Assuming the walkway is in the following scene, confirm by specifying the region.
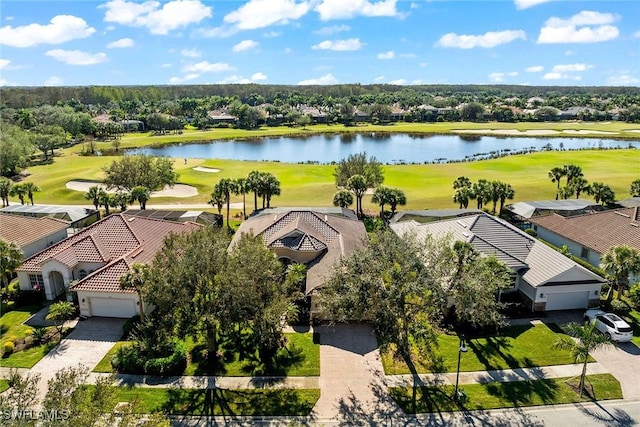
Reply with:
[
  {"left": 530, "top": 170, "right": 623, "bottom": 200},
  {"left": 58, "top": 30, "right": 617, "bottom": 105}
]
[{"left": 385, "top": 362, "right": 608, "bottom": 387}]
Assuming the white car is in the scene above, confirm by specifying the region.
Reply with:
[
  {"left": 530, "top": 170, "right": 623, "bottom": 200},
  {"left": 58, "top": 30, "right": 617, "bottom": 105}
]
[{"left": 584, "top": 309, "right": 633, "bottom": 342}]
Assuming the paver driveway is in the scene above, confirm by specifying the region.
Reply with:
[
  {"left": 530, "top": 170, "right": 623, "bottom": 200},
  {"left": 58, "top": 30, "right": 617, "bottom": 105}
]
[{"left": 30, "top": 317, "right": 125, "bottom": 399}]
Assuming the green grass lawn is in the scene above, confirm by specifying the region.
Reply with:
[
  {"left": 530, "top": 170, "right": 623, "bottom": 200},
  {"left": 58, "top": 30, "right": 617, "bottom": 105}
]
[
  {"left": 100, "top": 387, "right": 320, "bottom": 416},
  {"left": 93, "top": 341, "right": 129, "bottom": 373},
  {"left": 0, "top": 305, "right": 40, "bottom": 341},
  {"left": 381, "top": 324, "right": 589, "bottom": 375},
  {"left": 1, "top": 341, "right": 58, "bottom": 368},
  {"left": 185, "top": 332, "right": 320, "bottom": 377},
  {"left": 390, "top": 373, "right": 622, "bottom": 413},
  {"left": 0, "top": 379, "right": 9, "bottom": 393}
]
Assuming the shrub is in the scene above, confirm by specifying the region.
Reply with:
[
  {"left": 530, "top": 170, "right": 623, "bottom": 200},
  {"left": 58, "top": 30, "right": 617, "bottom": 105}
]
[
  {"left": 111, "top": 343, "right": 144, "bottom": 374},
  {"left": 524, "top": 228, "right": 537, "bottom": 237},
  {"left": 122, "top": 315, "right": 141, "bottom": 339},
  {"left": 610, "top": 299, "right": 631, "bottom": 317},
  {"left": 629, "top": 283, "right": 640, "bottom": 309},
  {"left": 3, "top": 341, "right": 15, "bottom": 355},
  {"left": 144, "top": 341, "right": 187, "bottom": 376}
]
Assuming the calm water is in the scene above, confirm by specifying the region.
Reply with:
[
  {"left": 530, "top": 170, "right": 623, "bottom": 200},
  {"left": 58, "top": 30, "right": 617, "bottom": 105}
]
[{"left": 128, "top": 133, "right": 639, "bottom": 163}]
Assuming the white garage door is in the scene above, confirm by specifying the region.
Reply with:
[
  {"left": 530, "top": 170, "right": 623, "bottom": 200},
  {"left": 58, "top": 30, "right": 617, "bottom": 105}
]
[
  {"left": 545, "top": 291, "right": 589, "bottom": 311},
  {"left": 89, "top": 297, "right": 137, "bottom": 318}
]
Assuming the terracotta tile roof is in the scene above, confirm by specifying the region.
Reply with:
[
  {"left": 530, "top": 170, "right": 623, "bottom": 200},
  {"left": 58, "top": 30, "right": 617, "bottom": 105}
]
[
  {"left": 0, "top": 213, "right": 68, "bottom": 248},
  {"left": 530, "top": 207, "right": 640, "bottom": 254},
  {"left": 18, "top": 214, "right": 201, "bottom": 293}
]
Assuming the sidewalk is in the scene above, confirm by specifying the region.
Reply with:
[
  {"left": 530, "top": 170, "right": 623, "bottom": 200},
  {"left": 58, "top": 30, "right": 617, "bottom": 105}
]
[
  {"left": 87, "top": 373, "right": 319, "bottom": 389},
  {"left": 385, "top": 362, "right": 608, "bottom": 387}
]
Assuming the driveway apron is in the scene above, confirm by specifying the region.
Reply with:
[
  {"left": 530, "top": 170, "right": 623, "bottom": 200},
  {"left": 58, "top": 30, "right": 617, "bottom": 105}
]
[
  {"left": 29, "top": 317, "right": 125, "bottom": 399},
  {"left": 592, "top": 341, "right": 640, "bottom": 400},
  {"left": 313, "top": 323, "right": 402, "bottom": 420}
]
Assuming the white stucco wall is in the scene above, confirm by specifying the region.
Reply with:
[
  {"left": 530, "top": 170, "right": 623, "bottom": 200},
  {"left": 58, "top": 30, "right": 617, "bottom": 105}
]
[{"left": 21, "top": 229, "right": 68, "bottom": 258}]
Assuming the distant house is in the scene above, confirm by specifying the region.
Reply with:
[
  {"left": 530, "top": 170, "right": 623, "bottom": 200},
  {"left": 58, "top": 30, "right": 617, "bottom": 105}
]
[
  {"left": 506, "top": 200, "right": 603, "bottom": 227},
  {"left": 390, "top": 208, "right": 483, "bottom": 224},
  {"left": 0, "top": 204, "right": 99, "bottom": 230},
  {"left": 0, "top": 213, "right": 69, "bottom": 258},
  {"left": 122, "top": 209, "right": 222, "bottom": 227},
  {"left": 231, "top": 208, "right": 367, "bottom": 318},
  {"left": 391, "top": 212, "right": 604, "bottom": 312},
  {"left": 618, "top": 197, "right": 640, "bottom": 208},
  {"left": 17, "top": 214, "right": 201, "bottom": 318},
  {"left": 559, "top": 106, "right": 605, "bottom": 120},
  {"left": 208, "top": 110, "right": 238, "bottom": 124},
  {"left": 529, "top": 207, "right": 640, "bottom": 275}
]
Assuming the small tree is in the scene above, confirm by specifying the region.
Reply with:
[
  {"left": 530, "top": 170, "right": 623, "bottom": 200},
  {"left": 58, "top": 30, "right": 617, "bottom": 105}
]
[
  {"left": 601, "top": 245, "right": 640, "bottom": 300},
  {"left": 9, "top": 183, "right": 27, "bottom": 205},
  {"left": 332, "top": 189, "right": 354, "bottom": 208},
  {"left": 347, "top": 174, "right": 367, "bottom": 218},
  {"left": 21, "top": 182, "right": 40, "bottom": 205},
  {"left": 629, "top": 179, "right": 640, "bottom": 197},
  {"left": 46, "top": 301, "right": 76, "bottom": 337},
  {"left": 130, "top": 186, "right": 151, "bottom": 210},
  {"left": 0, "top": 177, "right": 12, "bottom": 207},
  {"left": 120, "top": 263, "right": 150, "bottom": 322},
  {"left": 84, "top": 185, "right": 103, "bottom": 211},
  {"left": 0, "top": 239, "right": 23, "bottom": 290},
  {"left": 554, "top": 322, "right": 613, "bottom": 397}
]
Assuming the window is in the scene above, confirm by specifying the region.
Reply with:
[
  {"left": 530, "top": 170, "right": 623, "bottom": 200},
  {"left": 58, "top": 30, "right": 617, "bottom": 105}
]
[
  {"left": 79, "top": 270, "right": 87, "bottom": 279},
  {"left": 29, "top": 274, "right": 44, "bottom": 289},
  {"left": 580, "top": 247, "right": 589, "bottom": 259}
]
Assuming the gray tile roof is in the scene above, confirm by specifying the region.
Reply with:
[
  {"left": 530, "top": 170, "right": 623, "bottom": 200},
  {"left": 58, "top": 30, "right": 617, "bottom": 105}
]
[{"left": 507, "top": 199, "right": 600, "bottom": 219}]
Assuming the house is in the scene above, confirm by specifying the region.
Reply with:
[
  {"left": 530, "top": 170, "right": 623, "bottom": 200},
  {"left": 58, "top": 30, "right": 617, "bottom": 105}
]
[
  {"left": 618, "top": 197, "right": 640, "bottom": 208},
  {"left": 0, "top": 204, "right": 99, "bottom": 230},
  {"left": 17, "top": 214, "right": 201, "bottom": 318},
  {"left": 208, "top": 110, "right": 238, "bottom": 124},
  {"left": 391, "top": 212, "right": 605, "bottom": 312},
  {"left": 122, "top": 209, "right": 222, "bottom": 227},
  {"left": 506, "top": 199, "right": 602, "bottom": 220},
  {"left": 0, "top": 213, "right": 69, "bottom": 258},
  {"left": 230, "top": 208, "right": 367, "bottom": 318},
  {"left": 529, "top": 207, "right": 640, "bottom": 275},
  {"left": 390, "top": 208, "right": 483, "bottom": 224}
]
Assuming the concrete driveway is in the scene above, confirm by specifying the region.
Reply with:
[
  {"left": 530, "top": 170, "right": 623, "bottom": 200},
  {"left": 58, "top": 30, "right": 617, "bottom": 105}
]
[
  {"left": 592, "top": 340, "right": 640, "bottom": 400},
  {"left": 29, "top": 317, "right": 125, "bottom": 399}
]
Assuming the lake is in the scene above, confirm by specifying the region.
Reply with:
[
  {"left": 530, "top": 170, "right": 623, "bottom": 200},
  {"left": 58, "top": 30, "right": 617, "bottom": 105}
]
[{"left": 127, "top": 133, "right": 639, "bottom": 164}]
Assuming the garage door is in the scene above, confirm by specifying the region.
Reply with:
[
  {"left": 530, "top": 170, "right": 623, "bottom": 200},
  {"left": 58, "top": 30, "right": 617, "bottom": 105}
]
[
  {"left": 89, "top": 297, "right": 137, "bottom": 318},
  {"left": 545, "top": 291, "right": 589, "bottom": 311}
]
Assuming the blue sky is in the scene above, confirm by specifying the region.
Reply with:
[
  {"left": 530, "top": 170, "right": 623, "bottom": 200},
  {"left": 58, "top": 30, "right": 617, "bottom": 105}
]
[{"left": 0, "top": 0, "right": 638, "bottom": 87}]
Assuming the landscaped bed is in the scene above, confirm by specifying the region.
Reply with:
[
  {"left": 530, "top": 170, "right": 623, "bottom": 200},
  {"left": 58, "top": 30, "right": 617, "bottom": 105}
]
[
  {"left": 381, "top": 324, "right": 589, "bottom": 375},
  {"left": 0, "top": 305, "right": 58, "bottom": 368},
  {"left": 87, "top": 386, "right": 320, "bottom": 416},
  {"left": 389, "top": 373, "right": 622, "bottom": 413}
]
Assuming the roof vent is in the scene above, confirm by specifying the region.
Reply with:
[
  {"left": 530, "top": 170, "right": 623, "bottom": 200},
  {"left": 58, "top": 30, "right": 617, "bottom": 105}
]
[
  {"left": 456, "top": 220, "right": 467, "bottom": 228},
  {"left": 614, "top": 211, "right": 630, "bottom": 218},
  {"left": 128, "top": 217, "right": 135, "bottom": 222}
]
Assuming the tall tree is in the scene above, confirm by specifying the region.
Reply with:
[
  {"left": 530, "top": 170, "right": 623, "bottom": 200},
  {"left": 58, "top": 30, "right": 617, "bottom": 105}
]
[
  {"left": 209, "top": 188, "right": 224, "bottom": 215},
  {"left": 563, "top": 164, "right": 584, "bottom": 186},
  {"left": 120, "top": 263, "right": 151, "bottom": 322},
  {"left": 570, "top": 176, "right": 590, "bottom": 199},
  {"left": 347, "top": 174, "right": 367, "bottom": 218},
  {"left": 0, "top": 239, "right": 23, "bottom": 290},
  {"left": 452, "top": 176, "right": 472, "bottom": 190},
  {"left": 601, "top": 245, "right": 640, "bottom": 301},
  {"left": 472, "top": 179, "right": 491, "bottom": 210},
  {"left": 548, "top": 167, "right": 566, "bottom": 200},
  {"left": 84, "top": 185, "right": 103, "bottom": 211},
  {"left": 453, "top": 186, "right": 473, "bottom": 209},
  {"left": 234, "top": 177, "right": 249, "bottom": 219},
  {"left": 588, "top": 182, "right": 615, "bottom": 205},
  {"left": 213, "top": 178, "right": 237, "bottom": 228},
  {"left": 9, "top": 183, "right": 27, "bottom": 205},
  {"left": 259, "top": 172, "right": 281, "bottom": 209},
  {"left": 387, "top": 187, "right": 407, "bottom": 216},
  {"left": 0, "top": 177, "right": 12, "bottom": 207},
  {"left": 246, "top": 170, "right": 262, "bottom": 212},
  {"left": 630, "top": 179, "right": 640, "bottom": 197},
  {"left": 334, "top": 152, "right": 384, "bottom": 188},
  {"left": 371, "top": 186, "right": 392, "bottom": 218},
  {"left": 554, "top": 322, "right": 613, "bottom": 397},
  {"left": 21, "top": 182, "right": 40, "bottom": 205},
  {"left": 103, "top": 155, "right": 178, "bottom": 192},
  {"left": 130, "top": 186, "right": 151, "bottom": 210},
  {"left": 332, "top": 189, "right": 354, "bottom": 208}
]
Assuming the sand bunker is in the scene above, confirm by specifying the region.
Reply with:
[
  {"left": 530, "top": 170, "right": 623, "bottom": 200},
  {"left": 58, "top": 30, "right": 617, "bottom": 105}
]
[
  {"left": 626, "top": 130, "right": 640, "bottom": 133},
  {"left": 455, "top": 129, "right": 560, "bottom": 136},
  {"left": 562, "top": 129, "right": 615, "bottom": 135},
  {"left": 66, "top": 181, "right": 198, "bottom": 198},
  {"left": 193, "top": 166, "right": 221, "bottom": 173}
]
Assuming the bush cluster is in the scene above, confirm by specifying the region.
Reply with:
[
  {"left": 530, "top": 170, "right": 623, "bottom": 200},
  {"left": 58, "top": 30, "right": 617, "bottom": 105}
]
[
  {"left": 629, "top": 284, "right": 640, "bottom": 309},
  {"left": 111, "top": 340, "right": 186, "bottom": 376},
  {"left": 610, "top": 299, "right": 631, "bottom": 317},
  {"left": 2, "top": 341, "right": 15, "bottom": 355}
]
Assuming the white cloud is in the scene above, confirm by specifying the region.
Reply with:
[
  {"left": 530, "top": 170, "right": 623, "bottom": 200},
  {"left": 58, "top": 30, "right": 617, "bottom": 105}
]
[
  {"left": 514, "top": 0, "right": 552, "bottom": 10},
  {"left": 224, "top": 0, "right": 311, "bottom": 30},
  {"left": 488, "top": 71, "right": 518, "bottom": 82},
  {"left": 565, "top": 50, "right": 575, "bottom": 56},
  {"left": 161, "top": 63, "right": 172, "bottom": 68},
  {"left": 107, "top": 37, "right": 134, "bottom": 48},
  {"left": 437, "top": 30, "right": 526, "bottom": 49},
  {"left": 314, "top": 24, "right": 350, "bottom": 35},
  {"left": 0, "top": 59, "right": 10, "bottom": 70},
  {"left": 634, "top": 31, "right": 640, "bottom": 38},
  {"left": 526, "top": 65, "right": 544, "bottom": 72},
  {"left": 233, "top": 39, "right": 259, "bottom": 52},
  {"left": 251, "top": 72, "right": 267, "bottom": 81},
  {"left": 101, "top": 0, "right": 212, "bottom": 35},
  {"left": 182, "top": 61, "right": 234, "bottom": 73},
  {"left": 0, "top": 15, "right": 95, "bottom": 48},
  {"left": 181, "top": 48, "right": 201, "bottom": 58},
  {"left": 169, "top": 73, "right": 200, "bottom": 84},
  {"left": 388, "top": 78, "right": 407, "bottom": 85},
  {"left": 315, "top": 0, "right": 399, "bottom": 21},
  {"left": 543, "top": 72, "right": 581, "bottom": 81},
  {"left": 298, "top": 73, "right": 338, "bottom": 85},
  {"left": 195, "top": 26, "right": 238, "bottom": 39},
  {"left": 284, "top": 47, "right": 293, "bottom": 54},
  {"left": 44, "top": 76, "right": 63, "bottom": 86},
  {"left": 607, "top": 74, "right": 640, "bottom": 86},
  {"left": 551, "top": 63, "right": 592, "bottom": 72},
  {"left": 312, "top": 38, "right": 363, "bottom": 51},
  {"left": 46, "top": 49, "right": 107, "bottom": 65},
  {"left": 217, "top": 75, "right": 253, "bottom": 84},
  {"left": 374, "top": 76, "right": 385, "bottom": 82},
  {"left": 537, "top": 11, "right": 619, "bottom": 44},
  {"left": 377, "top": 51, "right": 395, "bottom": 59}
]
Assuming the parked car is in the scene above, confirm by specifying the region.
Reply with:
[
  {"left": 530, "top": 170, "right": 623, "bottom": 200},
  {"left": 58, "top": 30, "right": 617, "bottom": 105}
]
[{"left": 584, "top": 309, "right": 633, "bottom": 342}]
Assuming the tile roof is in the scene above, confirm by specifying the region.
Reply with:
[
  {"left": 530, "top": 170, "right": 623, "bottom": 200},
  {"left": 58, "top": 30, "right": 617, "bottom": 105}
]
[
  {"left": 529, "top": 207, "right": 640, "bottom": 254},
  {"left": 18, "top": 214, "right": 201, "bottom": 293},
  {"left": 391, "top": 213, "right": 603, "bottom": 288},
  {"left": 231, "top": 209, "right": 367, "bottom": 294},
  {"left": 0, "top": 213, "right": 69, "bottom": 249}
]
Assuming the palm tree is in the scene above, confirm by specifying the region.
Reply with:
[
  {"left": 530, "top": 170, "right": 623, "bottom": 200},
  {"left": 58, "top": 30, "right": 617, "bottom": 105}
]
[
  {"left": 548, "top": 167, "right": 566, "bottom": 200},
  {"left": 332, "top": 189, "right": 354, "bottom": 209},
  {"left": 246, "top": 170, "right": 262, "bottom": 213},
  {"left": 214, "top": 178, "right": 237, "bottom": 228},
  {"left": 209, "top": 188, "right": 224, "bottom": 215},
  {"left": 85, "top": 185, "right": 103, "bottom": 211},
  {"left": 371, "top": 186, "right": 393, "bottom": 218},
  {"left": 558, "top": 185, "right": 574, "bottom": 200},
  {"left": 554, "top": 322, "right": 613, "bottom": 397},
  {"left": 472, "top": 179, "right": 490, "bottom": 210},
  {"left": 347, "top": 174, "right": 367, "bottom": 218},
  {"left": 15, "top": 108, "right": 36, "bottom": 129},
  {"left": 111, "top": 191, "right": 131, "bottom": 212},
  {"left": 120, "top": 263, "right": 150, "bottom": 322},
  {"left": 563, "top": 164, "right": 583, "bottom": 186},
  {"left": 130, "top": 186, "right": 150, "bottom": 210},
  {"left": 98, "top": 191, "right": 112, "bottom": 216},
  {"left": 234, "top": 177, "right": 249, "bottom": 219},
  {"left": 21, "top": 182, "right": 40, "bottom": 205},
  {"left": 259, "top": 172, "right": 281, "bottom": 208},
  {"left": 570, "top": 177, "right": 590, "bottom": 199},
  {"left": 0, "top": 177, "right": 12, "bottom": 207},
  {"left": 453, "top": 186, "right": 473, "bottom": 209},
  {"left": 0, "top": 239, "right": 23, "bottom": 290},
  {"left": 497, "top": 182, "right": 515, "bottom": 215},
  {"left": 452, "top": 176, "right": 472, "bottom": 190},
  {"left": 588, "top": 182, "right": 615, "bottom": 206},
  {"left": 601, "top": 245, "right": 640, "bottom": 300},
  {"left": 9, "top": 184, "right": 27, "bottom": 205},
  {"left": 387, "top": 188, "right": 406, "bottom": 216}
]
